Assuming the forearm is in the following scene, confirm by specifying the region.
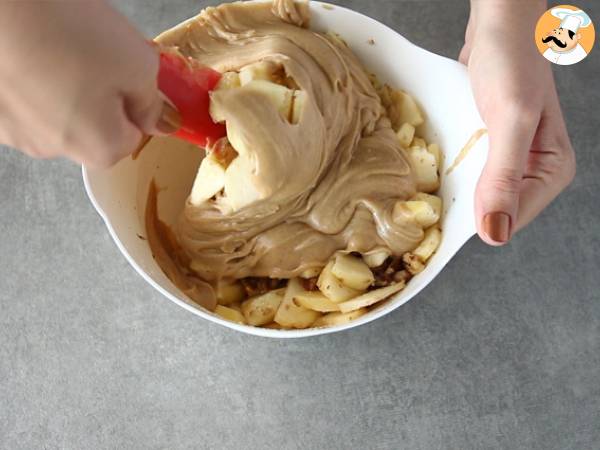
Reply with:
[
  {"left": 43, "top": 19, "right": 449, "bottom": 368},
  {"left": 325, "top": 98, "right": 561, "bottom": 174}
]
[
  {"left": 0, "top": 1, "right": 162, "bottom": 168},
  {"left": 469, "top": 0, "right": 548, "bottom": 35},
  {"left": 0, "top": 1, "right": 144, "bottom": 79},
  {"left": 470, "top": 0, "right": 547, "bottom": 18}
]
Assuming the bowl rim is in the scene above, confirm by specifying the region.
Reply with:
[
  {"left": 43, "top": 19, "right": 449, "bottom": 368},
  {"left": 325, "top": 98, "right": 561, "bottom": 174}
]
[{"left": 82, "top": 0, "right": 480, "bottom": 339}]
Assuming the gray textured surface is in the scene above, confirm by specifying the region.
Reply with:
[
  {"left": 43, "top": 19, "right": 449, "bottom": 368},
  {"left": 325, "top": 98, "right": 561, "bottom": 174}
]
[{"left": 1, "top": 1, "right": 599, "bottom": 449}]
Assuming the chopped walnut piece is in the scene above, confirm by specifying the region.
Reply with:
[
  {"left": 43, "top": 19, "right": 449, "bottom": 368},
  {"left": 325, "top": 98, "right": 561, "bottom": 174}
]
[
  {"left": 371, "top": 255, "right": 406, "bottom": 287},
  {"left": 209, "top": 137, "right": 238, "bottom": 168},
  {"left": 300, "top": 277, "right": 319, "bottom": 292},
  {"left": 394, "top": 270, "right": 411, "bottom": 283},
  {"left": 241, "top": 277, "right": 287, "bottom": 297}
]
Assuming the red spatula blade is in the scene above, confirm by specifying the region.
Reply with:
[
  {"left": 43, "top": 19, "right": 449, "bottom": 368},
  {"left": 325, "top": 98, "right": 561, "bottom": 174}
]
[{"left": 158, "top": 51, "right": 226, "bottom": 147}]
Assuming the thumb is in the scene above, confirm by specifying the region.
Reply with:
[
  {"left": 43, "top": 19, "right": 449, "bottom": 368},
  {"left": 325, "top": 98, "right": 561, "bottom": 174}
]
[
  {"left": 121, "top": 40, "right": 181, "bottom": 137},
  {"left": 475, "top": 109, "right": 538, "bottom": 246},
  {"left": 126, "top": 87, "right": 181, "bottom": 137}
]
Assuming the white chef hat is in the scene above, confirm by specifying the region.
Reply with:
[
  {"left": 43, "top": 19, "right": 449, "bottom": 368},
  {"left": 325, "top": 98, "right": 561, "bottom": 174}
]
[{"left": 551, "top": 7, "right": 592, "bottom": 33}]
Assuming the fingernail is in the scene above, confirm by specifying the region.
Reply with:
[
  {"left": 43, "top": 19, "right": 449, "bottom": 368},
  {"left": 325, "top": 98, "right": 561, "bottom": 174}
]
[
  {"left": 156, "top": 102, "right": 181, "bottom": 135},
  {"left": 483, "top": 212, "right": 512, "bottom": 244}
]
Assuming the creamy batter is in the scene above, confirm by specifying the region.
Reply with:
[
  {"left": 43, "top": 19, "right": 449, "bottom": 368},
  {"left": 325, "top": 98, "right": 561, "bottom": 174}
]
[{"left": 147, "top": 0, "right": 423, "bottom": 310}]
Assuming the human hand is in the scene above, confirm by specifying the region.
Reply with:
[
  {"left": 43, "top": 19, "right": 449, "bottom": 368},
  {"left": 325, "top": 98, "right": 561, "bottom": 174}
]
[
  {"left": 0, "top": 1, "right": 180, "bottom": 168},
  {"left": 460, "top": 0, "right": 576, "bottom": 245}
]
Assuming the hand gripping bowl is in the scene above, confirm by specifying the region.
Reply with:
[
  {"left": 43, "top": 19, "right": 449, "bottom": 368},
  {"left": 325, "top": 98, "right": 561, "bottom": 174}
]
[{"left": 83, "top": 1, "right": 489, "bottom": 338}]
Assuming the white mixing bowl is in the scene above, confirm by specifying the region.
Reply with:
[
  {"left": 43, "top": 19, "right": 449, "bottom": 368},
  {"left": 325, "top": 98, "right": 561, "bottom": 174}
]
[{"left": 83, "top": 1, "right": 488, "bottom": 338}]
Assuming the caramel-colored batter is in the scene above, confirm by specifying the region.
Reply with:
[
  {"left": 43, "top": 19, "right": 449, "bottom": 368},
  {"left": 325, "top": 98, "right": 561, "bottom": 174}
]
[
  {"left": 147, "top": 0, "right": 422, "bottom": 309},
  {"left": 445, "top": 129, "right": 488, "bottom": 175}
]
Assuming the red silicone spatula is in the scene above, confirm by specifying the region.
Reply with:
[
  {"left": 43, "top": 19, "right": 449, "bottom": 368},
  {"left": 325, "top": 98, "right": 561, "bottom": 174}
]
[{"left": 157, "top": 51, "right": 226, "bottom": 147}]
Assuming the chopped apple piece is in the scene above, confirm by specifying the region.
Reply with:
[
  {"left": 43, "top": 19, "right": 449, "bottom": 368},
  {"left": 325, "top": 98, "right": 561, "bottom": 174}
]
[
  {"left": 401, "top": 195, "right": 442, "bottom": 229},
  {"left": 407, "top": 146, "right": 440, "bottom": 193},
  {"left": 300, "top": 267, "right": 322, "bottom": 279},
  {"left": 274, "top": 279, "right": 321, "bottom": 329},
  {"left": 396, "top": 90, "right": 424, "bottom": 128},
  {"left": 411, "top": 137, "right": 427, "bottom": 149},
  {"left": 241, "top": 289, "right": 285, "bottom": 326},
  {"left": 331, "top": 254, "right": 375, "bottom": 291},
  {"left": 215, "top": 279, "right": 246, "bottom": 306},
  {"left": 404, "top": 201, "right": 435, "bottom": 227},
  {"left": 223, "top": 155, "right": 264, "bottom": 211},
  {"left": 244, "top": 80, "right": 294, "bottom": 120},
  {"left": 338, "top": 282, "right": 406, "bottom": 314},
  {"left": 427, "top": 143, "right": 443, "bottom": 169},
  {"left": 239, "top": 61, "right": 280, "bottom": 85},
  {"left": 413, "top": 226, "right": 442, "bottom": 262},
  {"left": 396, "top": 123, "right": 415, "bottom": 148},
  {"left": 209, "top": 80, "right": 241, "bottom": 124},
  {"left": 412, "top": 193, "right": 442, "bottom": 218},
  {"left": 228, "top": 302, "right": 242, "bottom": 313},
  {"left": 381, "top": 87, "right": 424, "bottom": 130},
  {"left": 215, "top": 305, "right": 246, "bottom": 324},
  {"left": 362, "top": 250, "right": 391, "bottom": 268},
  {"left": 190, "top": 157, "right": 226, "bottom": 206},
  {"left": 313, "top": 308, "right": 368, "bottom": 328},
  {"left": 317, "top": 260, "right": 362, "bottom": 303},
  {"left": 216, "top": 71, "right": 241, "bottom": 90},
  {"left": 293, "top": 291, "right": 340, "bottom": 313},
  {"left": 403, "top": 252, "right": 425, "bottom": 275}
]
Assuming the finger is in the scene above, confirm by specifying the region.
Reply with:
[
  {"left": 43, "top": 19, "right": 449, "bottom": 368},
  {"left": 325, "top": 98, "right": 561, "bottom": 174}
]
[
  {"left": 106, "top": 103, "right": 145, "bottom": 166},
  {"left": 459, "top": 45, "right": 471, "bottom": 65},
  {"left": 75, "top": 97, "right": 144, "bottom": 169},
  {"left": 515, "top": 114, "right": 576, "bottom": 232},
  {"left": 126, "top": 89, "right": 181, "bottom": 137},
  {"left": 123, "top": 47, "right": 181, "bottom": 136},
  {"left": 475, "top": 107, "right": 539, "bottom": 245},
  {"left": 516, "top": 163, "right": 574, "bottom": 233}
]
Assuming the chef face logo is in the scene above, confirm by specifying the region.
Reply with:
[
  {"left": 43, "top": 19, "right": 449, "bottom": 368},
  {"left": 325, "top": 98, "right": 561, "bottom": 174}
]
[
  {"left": 535, "top": 5, "right": 595, "bottom": 65},
  {"left": 542, "top": 27, "right": 580, "bottom": 52}
]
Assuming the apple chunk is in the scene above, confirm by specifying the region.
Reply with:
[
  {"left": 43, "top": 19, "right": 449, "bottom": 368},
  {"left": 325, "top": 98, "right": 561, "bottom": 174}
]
[
  {"left": 274, "top": 279, "right": 321, "bottom": 329},
  {"left": 313, "top": 309, "right": 368, "bottom": 328},
  {"left": 190, "top": 157, "right": 226, "bottom": 206},
  {"left": 317, "top": 260, "right": 362, "bottom": 303},
  {"left": 242, "top": 289, "right": 284, "bottom": 326},
  {"left": 337, "top": 282, "right": 406, "bottom": 314},
  {"left": 215, "top": 305, "right": 246, "bottom": 324},
  {"left": 395, "top": 193, "right": 442, "bottom": 229},
  {"left": 243, "top": 80, "right": 294, "bottom": 120},
  {"left": 293, "top": 291, "right": 340, "bottom": 313},
  {"left": 223, "top": 155, "right": 264, "bottom": 211},
  {"left": 215, "top": 279, "right": 246, "bottom": 306},
  {"left": 331, "top": 254, "right": 375, "bottom": 291},
  {"left": 239, "top": 61, "right": 281, "bottom": 85},
  {"left": 407, "top": 146, "right": 440, "bottom": 193}
]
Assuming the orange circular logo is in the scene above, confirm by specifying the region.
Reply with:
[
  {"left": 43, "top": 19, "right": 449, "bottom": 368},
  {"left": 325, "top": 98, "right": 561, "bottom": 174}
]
[{"left": 535, "top": 5, "right": 595, "bottom": 65}]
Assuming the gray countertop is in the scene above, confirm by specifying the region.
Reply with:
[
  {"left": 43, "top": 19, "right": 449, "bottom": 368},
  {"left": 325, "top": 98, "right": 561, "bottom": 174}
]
[{"left": 1, "top": 1, "right": 599, "bottom": 449}]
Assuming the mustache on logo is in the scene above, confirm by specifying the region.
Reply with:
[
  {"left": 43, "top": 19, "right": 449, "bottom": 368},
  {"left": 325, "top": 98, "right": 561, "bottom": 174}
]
[{"left": 542, "top": 35, "right": 567, "bottom": 48}]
